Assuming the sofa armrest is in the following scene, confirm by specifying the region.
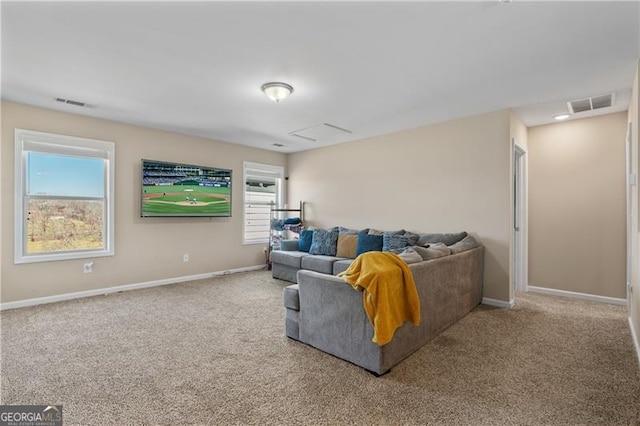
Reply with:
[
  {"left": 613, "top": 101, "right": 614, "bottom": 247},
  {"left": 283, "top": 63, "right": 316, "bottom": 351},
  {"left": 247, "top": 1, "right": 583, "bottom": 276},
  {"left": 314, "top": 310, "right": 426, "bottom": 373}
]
[
  {"left": 296, "top": 270, "right": 382, "bottom": 373},
  {"left": 280, "top": 239, "right": 299, "bottom": 251}
]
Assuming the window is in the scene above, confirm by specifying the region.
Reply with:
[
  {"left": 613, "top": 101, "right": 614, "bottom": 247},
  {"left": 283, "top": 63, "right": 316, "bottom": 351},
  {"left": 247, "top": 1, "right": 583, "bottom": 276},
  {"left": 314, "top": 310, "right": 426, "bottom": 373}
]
[
  {"left": 14, "top": 129, "right": 115, "bottom": 263},
  {"left": 243, "top": 162, "right": 284, "bottom": 244}
]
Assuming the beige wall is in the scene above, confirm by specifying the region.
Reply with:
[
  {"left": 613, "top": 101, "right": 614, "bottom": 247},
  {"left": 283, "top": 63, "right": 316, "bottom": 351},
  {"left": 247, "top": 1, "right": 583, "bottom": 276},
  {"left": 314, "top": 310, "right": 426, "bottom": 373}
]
[
  {"left": 0, "top": 102, "right": 3, "bottom": 298},
  {"left": 1, "top": 101, "right": 286, "bottom": 303},
  {"left": 288, "top": 109, "right": 513, "bottom": 302},
  {"left": 629, "top": 62, "right": 640, "bottom": 361},
  {"left": 528, "top": 112, "right": 627, "bottom": 299}
]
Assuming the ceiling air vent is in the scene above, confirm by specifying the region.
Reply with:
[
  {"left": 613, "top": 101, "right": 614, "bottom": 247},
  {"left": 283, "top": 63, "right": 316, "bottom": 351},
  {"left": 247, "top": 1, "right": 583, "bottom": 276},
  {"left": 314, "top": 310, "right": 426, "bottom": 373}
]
[
  {"left": 567, "top": 93, "right": 615, "bottom": 114},
  {"left": 54, "top": 97, "right": 95, "bottom": 108}
]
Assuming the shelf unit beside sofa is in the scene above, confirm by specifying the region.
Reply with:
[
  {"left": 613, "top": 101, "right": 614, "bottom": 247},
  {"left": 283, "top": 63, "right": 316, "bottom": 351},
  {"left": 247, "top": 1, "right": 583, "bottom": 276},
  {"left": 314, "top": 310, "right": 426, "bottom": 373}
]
[{"left": 268, "top": 201, "right": 305, "bottom": 268}]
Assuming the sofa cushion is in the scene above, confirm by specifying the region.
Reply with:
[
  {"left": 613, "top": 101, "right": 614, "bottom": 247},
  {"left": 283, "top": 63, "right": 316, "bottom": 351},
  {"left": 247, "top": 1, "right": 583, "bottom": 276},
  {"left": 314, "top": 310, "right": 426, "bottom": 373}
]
[
  {"left": 270, "top": 250, "right": 308, "bottom": 269},
  {"left": 449, "top": 235, "right": 479, "bottom": 254},
  {"left": 412, "top": 243, "right": 452, "bottom": 261},
  {"left": 333, "top": 259, "right": 355, "bottom": 275},
  {"left": 309, "top": 228, "right": 339, "bottom": 256},
  {"left": 418, "top": 232, "right": 468, "bottom": 246},
  {"left": 356, "top": 230, "right": 383, "bottom": 256},
  {"left": 283, "top": 284, "right": 300, "bottom": 311},
  {"left": 301, "top": 255, "right": 345, "bottom": 274},
  {"left": 298, "top": 229, "right": 314, "bottom": 252},
  {"left": 383, "top": 232, "right": 420, "bottom": 252},
  {"left": 336, "top": 234, "right": 358, "bottom": 258}
]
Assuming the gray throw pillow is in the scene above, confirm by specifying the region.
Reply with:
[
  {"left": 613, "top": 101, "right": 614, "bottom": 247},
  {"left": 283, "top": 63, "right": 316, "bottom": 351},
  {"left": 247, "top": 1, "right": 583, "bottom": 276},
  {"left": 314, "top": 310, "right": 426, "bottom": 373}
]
[
  {"left": 338, "top": 226, "right": 359, "bottom": 235},
  {"left": 397, "top": 247, "right": 423, "bottom": 264},
  {"left": 418, "top": 232, "right": 468, "bottom": 246},
  {"left": 412, "top": 243, "right": 452, "bottom": 261},
  {"left": 449, "top": 235, "right": 479, "bottom": 254}
]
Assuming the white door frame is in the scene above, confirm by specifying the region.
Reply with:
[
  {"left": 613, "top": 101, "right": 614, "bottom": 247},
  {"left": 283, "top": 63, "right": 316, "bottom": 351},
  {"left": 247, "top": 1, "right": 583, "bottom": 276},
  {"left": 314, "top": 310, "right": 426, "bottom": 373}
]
[
  {"left": 626, "top": 122, "right": 633, "bottom": 312},
  {"left": 513, "top": 140, "right": 528, "bottom": 295}
]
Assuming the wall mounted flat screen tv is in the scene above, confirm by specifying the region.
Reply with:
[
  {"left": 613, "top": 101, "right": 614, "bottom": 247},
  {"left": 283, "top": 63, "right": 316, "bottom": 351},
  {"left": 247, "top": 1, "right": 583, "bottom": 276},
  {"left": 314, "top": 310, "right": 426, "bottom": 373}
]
[{"left": 141, "top": 159, "right": 232, "bottom": 217}]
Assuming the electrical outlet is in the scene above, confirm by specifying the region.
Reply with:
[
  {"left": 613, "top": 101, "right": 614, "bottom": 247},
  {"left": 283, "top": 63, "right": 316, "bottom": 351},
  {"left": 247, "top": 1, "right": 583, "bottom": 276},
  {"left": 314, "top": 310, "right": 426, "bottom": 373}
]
[
  {"left": 183, "top": 254, "right": 189, "bottom": 262},
  {"left": 83, "top": 262, "right": 93, "bottom": 273}
]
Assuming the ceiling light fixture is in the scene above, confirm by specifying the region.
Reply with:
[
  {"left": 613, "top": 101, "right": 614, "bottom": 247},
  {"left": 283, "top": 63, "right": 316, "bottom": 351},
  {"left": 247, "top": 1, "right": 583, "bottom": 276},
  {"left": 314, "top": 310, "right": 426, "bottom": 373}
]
[
  {"left": 553, "top": 114, "right": 570, "bottom": 121},
  {"left": 261, "top": 82, "right": 293, "bottom": 103}
]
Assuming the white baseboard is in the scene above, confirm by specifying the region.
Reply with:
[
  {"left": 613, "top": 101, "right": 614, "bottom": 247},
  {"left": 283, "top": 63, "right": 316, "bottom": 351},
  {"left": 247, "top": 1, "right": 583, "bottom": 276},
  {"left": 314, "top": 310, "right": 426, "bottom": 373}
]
[
  {"left": 527, "top": 285, "right": 627, "bottom": 306},
  {"left": 0, "top": 264, "right": 267, "bottom": 311},
  {"left": 630, "top": 316, "right": 640, "bottom": 370},
  {"left": 482, "top": 297, "right": 515, "bottom": 309}
]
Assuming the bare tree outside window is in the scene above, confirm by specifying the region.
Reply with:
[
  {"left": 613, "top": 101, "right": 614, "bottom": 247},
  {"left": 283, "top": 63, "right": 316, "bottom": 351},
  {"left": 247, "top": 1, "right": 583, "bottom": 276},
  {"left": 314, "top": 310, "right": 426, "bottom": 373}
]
[
  {"left": 27, "top": 199, "right": 104, "bottom": 253},
  {"left": 15, "top": 129, "right": 114, "bottom": 264}
]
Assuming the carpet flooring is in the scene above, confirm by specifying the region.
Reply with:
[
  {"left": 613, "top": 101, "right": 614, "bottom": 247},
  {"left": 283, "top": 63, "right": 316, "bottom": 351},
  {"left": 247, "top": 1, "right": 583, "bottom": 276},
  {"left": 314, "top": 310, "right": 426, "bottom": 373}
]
[{"left": 1, "top": 270, "right": 639, "bottom": 425}]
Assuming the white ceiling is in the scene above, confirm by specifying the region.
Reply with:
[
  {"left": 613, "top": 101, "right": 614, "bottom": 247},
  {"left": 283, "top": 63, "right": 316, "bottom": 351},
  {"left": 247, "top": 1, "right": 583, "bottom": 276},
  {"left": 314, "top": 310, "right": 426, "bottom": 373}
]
[{"left": 2, "top": 1, "right": 639, "bottom": 153}]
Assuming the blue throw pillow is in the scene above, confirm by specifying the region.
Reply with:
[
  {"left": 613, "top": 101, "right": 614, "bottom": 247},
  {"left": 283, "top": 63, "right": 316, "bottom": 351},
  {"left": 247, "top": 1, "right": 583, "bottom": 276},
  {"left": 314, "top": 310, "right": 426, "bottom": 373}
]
[
  {"left": 356, "top": 230, "right": 383, "bottom": 256},
  {"left": 298, "top": 229, "right": 314, "bottom": 252},
  {"left": 309, "top": 228, "right": 339, "bottom": 256}
]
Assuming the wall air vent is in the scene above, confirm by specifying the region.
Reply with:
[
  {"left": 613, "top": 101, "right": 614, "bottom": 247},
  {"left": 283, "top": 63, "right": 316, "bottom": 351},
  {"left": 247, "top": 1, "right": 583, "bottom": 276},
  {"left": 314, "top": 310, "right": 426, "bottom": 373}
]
[
  {"left": 567, "top": 93, "right": 615, "bottom": 114},
  {"left": 54, "top": 97, "right": 95, "bottom": 108},
  {"left": 289, "top": 123, "right": 352, "bottom": 142}
]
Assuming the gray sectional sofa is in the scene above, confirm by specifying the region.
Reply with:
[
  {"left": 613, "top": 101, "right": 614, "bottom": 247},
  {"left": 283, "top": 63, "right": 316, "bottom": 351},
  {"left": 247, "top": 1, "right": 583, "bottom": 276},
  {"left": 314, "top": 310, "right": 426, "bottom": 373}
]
[{"left": 273, "top": 230, "right": 485, "bottom": 375}]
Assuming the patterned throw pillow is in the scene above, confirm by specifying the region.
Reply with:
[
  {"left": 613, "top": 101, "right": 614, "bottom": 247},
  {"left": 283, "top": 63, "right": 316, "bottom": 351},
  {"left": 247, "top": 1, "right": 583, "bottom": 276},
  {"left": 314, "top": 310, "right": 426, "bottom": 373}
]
[
  {"left": 382, "top": 232, "right": 420, "bottom": 252},
  {"left": 369, "top": 228, "right": 404, "bottom": 236},
  {"left": 336, "top": 234, "right": 358, "bottom": 258},
  {"left": 309, "top": 228, "right": 339, "bottom": 256},
  {"left": 298, "top": 229, "right": 314, "bottom": 252}
]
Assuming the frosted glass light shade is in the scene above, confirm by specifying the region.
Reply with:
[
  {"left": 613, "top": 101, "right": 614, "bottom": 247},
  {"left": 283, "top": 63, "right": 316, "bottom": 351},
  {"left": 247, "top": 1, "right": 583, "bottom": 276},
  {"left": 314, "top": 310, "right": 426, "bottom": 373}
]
[{"left": 261, "top": 82, "right": 293, "bottom": 103}]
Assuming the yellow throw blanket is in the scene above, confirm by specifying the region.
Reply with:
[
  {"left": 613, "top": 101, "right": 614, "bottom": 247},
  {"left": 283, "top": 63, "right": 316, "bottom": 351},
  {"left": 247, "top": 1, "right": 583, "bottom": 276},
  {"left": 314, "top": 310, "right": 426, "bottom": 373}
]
[{"left": 338, "top": 252, "right": 420, "bottom": 346}]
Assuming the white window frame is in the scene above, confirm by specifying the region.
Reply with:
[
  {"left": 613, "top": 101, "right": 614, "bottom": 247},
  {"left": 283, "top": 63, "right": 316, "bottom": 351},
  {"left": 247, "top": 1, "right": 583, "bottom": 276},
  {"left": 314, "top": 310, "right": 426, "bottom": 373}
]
[
  {"left": 14, "top": 129, "right": 115, "bottom": 264},
  {"left": 243, "top": 161, "right": 284, "bottom": 244}
]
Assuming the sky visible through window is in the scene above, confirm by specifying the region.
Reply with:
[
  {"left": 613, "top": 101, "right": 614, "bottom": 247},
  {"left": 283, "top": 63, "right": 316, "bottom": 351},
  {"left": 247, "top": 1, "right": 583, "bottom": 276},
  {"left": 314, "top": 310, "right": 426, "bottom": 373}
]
[{"left": 27, "top": 152, "right": 104, "bottom": 197}]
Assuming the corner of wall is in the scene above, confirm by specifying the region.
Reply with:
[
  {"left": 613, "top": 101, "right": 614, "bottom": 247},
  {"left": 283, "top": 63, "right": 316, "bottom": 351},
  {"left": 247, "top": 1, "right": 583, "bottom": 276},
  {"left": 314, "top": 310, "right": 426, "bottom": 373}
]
[
  {"left": 629, "top": 60, "right": 640, "bottom": 366},
  {"left": 0, "top": 101, "right": 3, "bottom": 297}
]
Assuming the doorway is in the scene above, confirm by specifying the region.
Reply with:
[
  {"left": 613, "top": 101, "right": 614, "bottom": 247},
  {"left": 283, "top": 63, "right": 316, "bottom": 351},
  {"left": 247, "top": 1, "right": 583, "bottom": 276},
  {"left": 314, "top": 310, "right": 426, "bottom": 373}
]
[{"left": 513, "top": 140, "right": 528, "bottom": 296}]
